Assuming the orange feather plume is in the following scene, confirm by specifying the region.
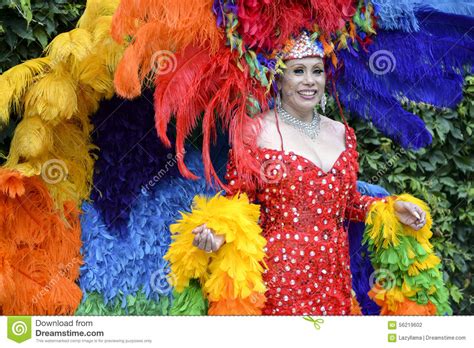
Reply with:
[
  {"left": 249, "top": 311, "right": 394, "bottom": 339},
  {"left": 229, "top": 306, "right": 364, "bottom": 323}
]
[
  {"left": 0, "top": 170, "right": 82, "bottom": 315},
  {"left": 112, "top": 0, "right": 223, "bottom": 99}
]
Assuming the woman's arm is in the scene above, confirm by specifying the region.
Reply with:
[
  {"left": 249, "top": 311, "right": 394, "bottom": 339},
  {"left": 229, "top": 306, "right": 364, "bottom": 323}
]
[
  {"left": 344, "top": 159, "right": 388, "bottom": 222},
  {"left": 344, "top": 150, "right": 426, "bottom": 230}
]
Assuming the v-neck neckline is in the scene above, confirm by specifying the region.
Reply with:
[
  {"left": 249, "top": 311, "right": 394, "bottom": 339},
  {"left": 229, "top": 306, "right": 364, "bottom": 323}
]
[{"left": 257, "top": 123, "right": 352, "bottom": 176}]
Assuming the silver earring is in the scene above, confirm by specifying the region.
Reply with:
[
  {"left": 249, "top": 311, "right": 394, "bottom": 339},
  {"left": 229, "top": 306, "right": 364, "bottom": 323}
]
[
  {"left": 321, "top": 93, "right": 327, "bottom": 114},
  {"left": 276, "top": 91, "right": 282, "bottom": 109}
]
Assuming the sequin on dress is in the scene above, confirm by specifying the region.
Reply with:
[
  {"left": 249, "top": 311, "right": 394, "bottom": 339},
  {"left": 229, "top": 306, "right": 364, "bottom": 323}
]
[{"left": 224, "top": 123, "right": 384, "bottom": 315}]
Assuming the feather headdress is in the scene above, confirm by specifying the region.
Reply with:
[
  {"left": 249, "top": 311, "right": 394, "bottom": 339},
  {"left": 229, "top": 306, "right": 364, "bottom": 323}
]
[
  {"left": 112, "top": 0, "right": 380, "bottom": 185},
  {"left": 112, "top": 0, "right": 472, "bottom": 183}
]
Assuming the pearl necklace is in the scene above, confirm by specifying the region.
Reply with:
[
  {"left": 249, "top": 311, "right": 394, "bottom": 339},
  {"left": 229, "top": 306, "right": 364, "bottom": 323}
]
[{"left": 277, "top": 105, "right": 321, "bottom": 140}]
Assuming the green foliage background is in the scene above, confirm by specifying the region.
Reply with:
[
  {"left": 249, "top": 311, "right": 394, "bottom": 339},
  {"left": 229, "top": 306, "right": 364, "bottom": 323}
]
[
  {"left": 0, "top": 0, "right": 85, "bottom": 72},
  {"left": 0, "top": 0, "right": 472, "bottom": 315}
]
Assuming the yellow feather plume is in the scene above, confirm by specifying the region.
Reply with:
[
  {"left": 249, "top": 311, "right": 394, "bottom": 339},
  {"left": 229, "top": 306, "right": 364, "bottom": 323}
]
[
  {"left": 23, "top": 67, "right": 78, "bottom": 125},
  {"left": 76, "top": 56, "right": 114, "bottom": 96},
  {"left": 45, "top": 29, "right": 94, "bottom": 67},
  {"left": 0, "top": 57, "right": 50, "bottom": 126},
  {"left": 77, "top": 0, "right": 120, "bottom": 30},
  {"left": 366, "top": 193, "right": 435, "bottom": 249},
  {"left": 166, "top": 217, "right": 213, "bottom": 291},
  {"left": 6, "top": 116, "right": 53, "bottom": 161},
  {"left": 1, "top": 0, "right": 122, "bottom": 212}
]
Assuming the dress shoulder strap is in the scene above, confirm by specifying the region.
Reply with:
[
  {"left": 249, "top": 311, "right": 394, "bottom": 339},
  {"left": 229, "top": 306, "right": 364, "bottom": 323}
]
[
  {"left": 331, "top": 76, "right": 350, "bottom": 130},
  {"left": 273, "top": 108, "right": 285, "bottom": 152}
]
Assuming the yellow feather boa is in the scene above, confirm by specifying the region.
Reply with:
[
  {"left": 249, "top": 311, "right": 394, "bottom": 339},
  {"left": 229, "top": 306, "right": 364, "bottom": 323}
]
[{"left": 164, "top": 192, "right": 268, "bottom": 315}]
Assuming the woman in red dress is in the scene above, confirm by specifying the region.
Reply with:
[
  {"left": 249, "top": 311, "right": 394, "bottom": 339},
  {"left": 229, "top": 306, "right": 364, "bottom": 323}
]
[{"left": 191, "top": 33, "right": 427, "bottom": 316}]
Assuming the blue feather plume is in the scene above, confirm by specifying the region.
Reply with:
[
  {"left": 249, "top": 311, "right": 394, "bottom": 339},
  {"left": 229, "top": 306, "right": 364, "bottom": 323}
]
[
  {"left": 373, "top": 0, "right": 420, "bottom": 32},
  {"left": 374, "top": 0, "right": 474, "bottom": 32},
  {"left": 337, "top": 7, "right": 473, "bottom": 149}
]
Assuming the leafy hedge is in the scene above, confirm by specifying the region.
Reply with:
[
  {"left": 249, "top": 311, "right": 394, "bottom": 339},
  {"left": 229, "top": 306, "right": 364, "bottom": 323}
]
[
  {"left": 351, "top": 76, "right": 473, "bottom": 315},
  {"left": 0, "top": 0, "right": 86, "bottom": 73}
]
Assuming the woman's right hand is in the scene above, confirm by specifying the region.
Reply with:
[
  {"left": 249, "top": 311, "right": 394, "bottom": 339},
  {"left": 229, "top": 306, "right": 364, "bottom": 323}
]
[{"left": 192, "top": 224, "right": 225, "bottom": 253}]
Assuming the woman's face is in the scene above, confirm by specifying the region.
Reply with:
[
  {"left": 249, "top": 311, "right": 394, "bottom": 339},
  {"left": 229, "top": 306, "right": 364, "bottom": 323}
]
[{"left": 279, "top": 57, "right": 326, "bottom": 115}]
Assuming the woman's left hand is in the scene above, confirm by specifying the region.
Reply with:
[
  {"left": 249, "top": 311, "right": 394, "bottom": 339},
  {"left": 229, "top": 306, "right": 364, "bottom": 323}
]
[{"left": 393, "top": 200, "right": 427, "bottom": 230}]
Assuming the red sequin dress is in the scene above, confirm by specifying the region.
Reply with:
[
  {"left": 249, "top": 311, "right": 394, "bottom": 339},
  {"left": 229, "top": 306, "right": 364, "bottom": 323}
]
[{"left": 224, "top": 122, "right": 384, "bottom": 315}]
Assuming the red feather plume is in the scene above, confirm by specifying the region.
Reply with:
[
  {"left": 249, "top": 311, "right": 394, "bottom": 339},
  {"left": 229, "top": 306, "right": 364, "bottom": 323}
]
[
  {"left": 237, "top": 0, "right": 312, "bottom": 50},
  {"left": 236, "top": 0, "right": 356, "bottom": 51},
  {"left": 309, "top": 0, "right": 356, "bottom": 32},
  {"left": 154, "top": 44, "right": 268, "bottom": 187}
]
